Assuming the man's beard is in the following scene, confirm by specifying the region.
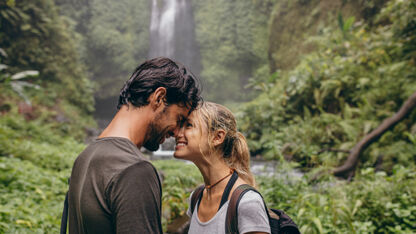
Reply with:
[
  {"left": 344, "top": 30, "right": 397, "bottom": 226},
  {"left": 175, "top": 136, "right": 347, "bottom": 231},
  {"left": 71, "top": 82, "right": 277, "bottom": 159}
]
[
  {"left": 143, "top": 107, "right": 170, "bottom": 151},
  {"left": 143, "top": 120, "right": 166, "bottom": 151}
]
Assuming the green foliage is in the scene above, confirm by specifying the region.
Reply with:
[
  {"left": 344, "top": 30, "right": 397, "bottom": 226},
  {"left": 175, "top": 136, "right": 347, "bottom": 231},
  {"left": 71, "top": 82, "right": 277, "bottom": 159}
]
[
  {"left": 0, "top": 114, "right": 85, "bottom": 170},
  {"left": 0, "top": 0, "right": 95, "bottom": 115},
  {"left": 148, "top": 160, "right": 416, "bottom": 233},
  {"left": 0, "top": 65, "right": 40, "bottom": 105},
  {"left": 240, "top": 0, "right": 416, "bottom": 171},
  {"left": 1, "top": 1, "right": 415, "bottom": 233},
  {"left": 55, "top": 0, "right": 150, "bottom": 100},
  {"left": 0, "top": 0, "right": 96, "bottom": 141},
  {"left": 153, "top": 160, "right": 202, "bottom": 230},
  {"left": 0, "top": 1, "right": 95, "bottom": 230},
  {"left": 191, "top": 0, "right": 273, "bottom": 103},
  {"left": 258, "top": 165, "right": 416, "bottom": 233},
  {"left": 268, "top": 0, "right": 388, "bottom": 71},
  {"left": 0, "top": 111, "right": 84, "bottom": 232},
  {"left": 0, "top": 157, "right": 70, "bottom": 233}
]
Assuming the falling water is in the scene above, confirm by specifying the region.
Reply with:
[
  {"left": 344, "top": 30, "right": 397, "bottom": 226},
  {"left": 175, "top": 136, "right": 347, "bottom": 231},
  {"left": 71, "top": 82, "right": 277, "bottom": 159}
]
[{"left": 149, "top": 0, "right": 201, "bottom": 75}]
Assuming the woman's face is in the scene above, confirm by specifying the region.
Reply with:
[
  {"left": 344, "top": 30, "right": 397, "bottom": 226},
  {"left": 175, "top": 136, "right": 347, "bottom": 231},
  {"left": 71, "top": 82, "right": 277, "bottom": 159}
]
[{"left": 174, "top": 112, "right": 209, "bottom": 161}]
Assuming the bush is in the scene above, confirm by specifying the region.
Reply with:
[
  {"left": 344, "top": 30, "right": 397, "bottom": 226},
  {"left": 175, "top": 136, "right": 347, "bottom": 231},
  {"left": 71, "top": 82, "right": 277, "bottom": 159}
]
[
  {"left": 257, "top": 165, "right": 416, "bottom": 233},
  {"left": 0, "top": 157, "right": 70, "bottom": 233}
]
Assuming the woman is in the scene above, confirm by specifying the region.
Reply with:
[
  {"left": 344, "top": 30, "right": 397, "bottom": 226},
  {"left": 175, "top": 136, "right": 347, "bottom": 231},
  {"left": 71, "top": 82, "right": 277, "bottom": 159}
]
[{"left": 174, "top": 102, "right": 270, "bottom": 234}]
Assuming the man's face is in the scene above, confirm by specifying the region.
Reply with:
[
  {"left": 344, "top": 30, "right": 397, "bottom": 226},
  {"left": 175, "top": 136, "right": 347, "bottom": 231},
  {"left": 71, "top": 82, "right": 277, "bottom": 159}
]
[{"left": 143, "top": 103, "right": 191, "bottom": 151}]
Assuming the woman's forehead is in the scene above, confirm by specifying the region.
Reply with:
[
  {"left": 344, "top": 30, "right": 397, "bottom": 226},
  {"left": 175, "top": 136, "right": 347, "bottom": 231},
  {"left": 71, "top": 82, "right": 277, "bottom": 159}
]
[{"left": 188, "top": 111, "right": 199, "bottom": 121}]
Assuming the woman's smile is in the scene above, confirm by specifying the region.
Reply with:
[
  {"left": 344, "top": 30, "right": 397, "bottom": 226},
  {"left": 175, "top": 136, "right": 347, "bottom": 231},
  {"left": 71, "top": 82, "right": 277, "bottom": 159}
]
[{"left": 175, "top": 140, "right": 187, "bottom": 150}]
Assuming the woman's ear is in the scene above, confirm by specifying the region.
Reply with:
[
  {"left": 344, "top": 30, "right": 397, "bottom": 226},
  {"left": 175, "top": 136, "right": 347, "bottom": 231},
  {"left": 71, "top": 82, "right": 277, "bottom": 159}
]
[
  {"left": 149, "top": 87, "right": 167, "bottom": 110},
  {"left": 212, "top": 129, "right": 226, "bottom": 147}
]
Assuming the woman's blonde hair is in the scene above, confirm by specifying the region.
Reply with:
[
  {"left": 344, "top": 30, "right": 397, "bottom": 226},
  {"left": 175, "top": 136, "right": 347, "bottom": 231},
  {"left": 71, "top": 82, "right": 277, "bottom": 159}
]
[{"left": 194, "top": 102, "right": 255, "bottom": 186}]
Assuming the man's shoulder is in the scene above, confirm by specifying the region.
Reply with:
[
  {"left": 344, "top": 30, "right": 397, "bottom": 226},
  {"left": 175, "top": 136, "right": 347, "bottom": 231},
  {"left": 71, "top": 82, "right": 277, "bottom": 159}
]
[
  {"left": 105, "top": 160, "right": 162, "bottom": 202},
  {"left": 81, "top": 137, "right": 146, "bottom": 163},
  {"left": 113, "top": 160, "right": 160, "bottom": 185},
  {"left": 73, "top": 137, "right": 150, "bottom": 181}
]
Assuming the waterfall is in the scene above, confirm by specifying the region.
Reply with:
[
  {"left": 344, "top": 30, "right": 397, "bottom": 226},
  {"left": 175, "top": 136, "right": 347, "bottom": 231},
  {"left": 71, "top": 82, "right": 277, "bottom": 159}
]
[{"left": 149, "top": 0, "right": 201, "bottom": 75}]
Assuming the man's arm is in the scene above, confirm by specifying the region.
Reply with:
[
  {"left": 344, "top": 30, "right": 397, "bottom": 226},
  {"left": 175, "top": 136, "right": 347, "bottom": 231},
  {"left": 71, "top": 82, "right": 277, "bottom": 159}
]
[{"left": 107, "top": 161, "right": 162, "bottom": 234}]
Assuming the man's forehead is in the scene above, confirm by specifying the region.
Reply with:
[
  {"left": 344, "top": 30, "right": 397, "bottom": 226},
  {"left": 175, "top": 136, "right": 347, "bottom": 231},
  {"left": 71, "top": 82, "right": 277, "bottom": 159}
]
[{"left": 169, "top": 104, "right": 191, "bottom": 117}]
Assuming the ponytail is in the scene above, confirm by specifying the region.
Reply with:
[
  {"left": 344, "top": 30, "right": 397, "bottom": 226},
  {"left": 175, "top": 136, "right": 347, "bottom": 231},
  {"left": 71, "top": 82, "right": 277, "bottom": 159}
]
[{"left": 224, "top": 132, "right": 256, "bottom": 187}]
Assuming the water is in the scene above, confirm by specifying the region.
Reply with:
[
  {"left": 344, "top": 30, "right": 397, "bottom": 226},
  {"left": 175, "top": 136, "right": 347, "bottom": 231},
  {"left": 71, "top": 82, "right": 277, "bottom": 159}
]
[
  {"left": 250, "top": 160, "right": 304, "bottom": 180},
  {"left": 149, "top": 0, "right": 201, "bottom": 75}
]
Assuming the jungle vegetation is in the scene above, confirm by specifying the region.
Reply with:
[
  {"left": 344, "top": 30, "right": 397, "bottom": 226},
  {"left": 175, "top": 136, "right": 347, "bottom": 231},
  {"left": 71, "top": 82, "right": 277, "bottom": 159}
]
[{"left": 0, "top": 0, "right": 415, "bottom": 233}]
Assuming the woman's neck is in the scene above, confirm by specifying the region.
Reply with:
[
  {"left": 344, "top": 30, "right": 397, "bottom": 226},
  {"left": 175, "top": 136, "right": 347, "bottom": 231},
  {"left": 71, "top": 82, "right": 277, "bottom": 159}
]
[{"left": 195, "top": 156, "right": 231, "bottom": 196}]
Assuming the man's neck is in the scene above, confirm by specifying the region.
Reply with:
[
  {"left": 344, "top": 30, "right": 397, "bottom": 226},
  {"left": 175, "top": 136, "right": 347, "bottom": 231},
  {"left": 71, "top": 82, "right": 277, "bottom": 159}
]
[{"left": 98, "top": 105, "right": 151, "bottom": 147}]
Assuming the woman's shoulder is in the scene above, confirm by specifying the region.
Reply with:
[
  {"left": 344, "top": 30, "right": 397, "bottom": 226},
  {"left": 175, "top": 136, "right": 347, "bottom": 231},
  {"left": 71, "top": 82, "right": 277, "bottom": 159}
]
[
  {"left": 237, "top": 190, "right": 271, "bottom": 233},
  {"left": 238, "top": 190, "right": 264, "bottom": 208}
]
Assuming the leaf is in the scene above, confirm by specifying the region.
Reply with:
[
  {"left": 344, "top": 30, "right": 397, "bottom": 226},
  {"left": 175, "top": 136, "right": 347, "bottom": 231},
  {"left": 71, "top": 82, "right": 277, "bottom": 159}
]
[
  {"left": 6, "top": 0, "right": 15, "bottom": 7},
  {"left": 338, "top": 13, "right": 344, "bottom": 32},
  {"left": 343, "top": 16, "right": 355, "bottom": 32},
  {"left": 20, "top": 24, "right": 31, "bottom": 31},
  {"left": 0, "top": 64, "right": 8, "bottom": 71},
  {"left": 0, "top": 48, "right": 7, "bottom": 57},
  {"left": 298, "top": 208, "right": 305, "bottom": 218},
  {"left": 15, "top": 219, "right": 32, "bottom": 228},
  {"left": 352, "top": 199, "right": 362, "bottom": 216},
  {"left": 11, "top": 70, "right": 39, "bottom": 80},
  {"left": 312, "top": 217, "right": 324, "bottom": 234},
  {"left": 314, "top": 88, "right": 322, "bottom": 108}
]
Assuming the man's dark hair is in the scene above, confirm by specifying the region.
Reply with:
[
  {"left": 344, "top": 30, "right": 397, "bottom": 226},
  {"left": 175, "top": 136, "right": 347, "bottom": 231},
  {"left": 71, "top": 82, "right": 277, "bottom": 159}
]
[{"left": 117, "top": 57, "right": 202, "bottom": 111}]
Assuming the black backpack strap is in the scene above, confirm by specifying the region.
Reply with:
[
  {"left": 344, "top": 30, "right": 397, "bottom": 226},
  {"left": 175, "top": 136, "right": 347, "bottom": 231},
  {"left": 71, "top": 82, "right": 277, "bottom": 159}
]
[
  {"left": 190, "top": 185, "right": 205, "bottom": 214},
  {"left": 225, "top": 184, "right": 271, "bottom": 234},
  {"left": 219, "top": 170, "right": 239, "bottom": 211},
  {"left": 60, "top": 192, "right": 69, "bottom": 234},
  {"left": 60, "top": 178, "right": 70, "bottom": 234}
]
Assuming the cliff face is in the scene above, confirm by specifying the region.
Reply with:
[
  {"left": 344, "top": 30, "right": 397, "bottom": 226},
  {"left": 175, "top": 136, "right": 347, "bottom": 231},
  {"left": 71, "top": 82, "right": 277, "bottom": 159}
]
[{"left": 268, "top": 0, "right": 388, "bottom": 72}]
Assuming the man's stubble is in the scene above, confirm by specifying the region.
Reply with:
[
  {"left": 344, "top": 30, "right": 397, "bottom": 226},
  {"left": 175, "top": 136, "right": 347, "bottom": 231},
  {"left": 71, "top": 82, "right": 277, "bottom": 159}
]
[{"left": 143, "top": 106, "right": 170, "bottom": 151}]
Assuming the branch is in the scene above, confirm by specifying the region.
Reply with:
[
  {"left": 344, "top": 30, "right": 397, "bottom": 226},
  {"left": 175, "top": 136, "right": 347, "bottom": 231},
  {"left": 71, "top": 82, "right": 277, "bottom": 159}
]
[
  {"left": 317, "top": 148, "right": 350, "bottom": 154},
  {"left": 332, "top": 91, "right": 416, "bottom": 178}
]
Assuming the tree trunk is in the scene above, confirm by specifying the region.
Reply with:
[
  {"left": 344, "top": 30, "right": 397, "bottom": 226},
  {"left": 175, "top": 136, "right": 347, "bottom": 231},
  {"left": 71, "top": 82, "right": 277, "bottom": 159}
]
[{"left": 333, "top": 91, "right": 416, "bottom": 178}]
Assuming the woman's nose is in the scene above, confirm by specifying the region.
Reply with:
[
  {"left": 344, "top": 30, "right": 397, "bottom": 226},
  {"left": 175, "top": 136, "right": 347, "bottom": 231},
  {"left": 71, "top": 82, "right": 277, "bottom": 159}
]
[{"left": 173, "top": 126, "right": 184, "bottom": 138}]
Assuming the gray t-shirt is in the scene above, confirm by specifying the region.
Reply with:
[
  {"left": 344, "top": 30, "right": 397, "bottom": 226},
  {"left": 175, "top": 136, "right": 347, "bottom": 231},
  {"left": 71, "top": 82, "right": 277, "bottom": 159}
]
[
  {"left": 68, "top": 137, "right": 162, "bottom": 234},
  {"left": 186, "top": 191, "right": 271, "bottom": 234}
]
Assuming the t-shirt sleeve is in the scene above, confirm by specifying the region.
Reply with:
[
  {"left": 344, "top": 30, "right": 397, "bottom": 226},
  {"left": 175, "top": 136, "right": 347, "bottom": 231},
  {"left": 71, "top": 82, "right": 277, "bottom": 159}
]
[
  {"left": 237, "top": 191, "right": 271, "bottom": 234},
  {"left": 106, "top": 161, "right": 162, "bottom": 234}
]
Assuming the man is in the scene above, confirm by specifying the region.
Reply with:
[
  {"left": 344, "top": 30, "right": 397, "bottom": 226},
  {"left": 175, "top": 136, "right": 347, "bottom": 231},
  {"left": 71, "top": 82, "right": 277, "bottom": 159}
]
[{"left": 67, "top": 57, "right": 202, "bottom": 233}]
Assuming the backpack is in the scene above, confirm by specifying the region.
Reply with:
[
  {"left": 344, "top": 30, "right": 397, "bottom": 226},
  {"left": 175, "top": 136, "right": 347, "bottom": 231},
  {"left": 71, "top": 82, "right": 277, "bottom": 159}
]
[
  {"left": 190, "top": 182, "right": 300, "bottom": 234},
  {"left": 225, "top": 184, "right": 300, "bottom": 234}
]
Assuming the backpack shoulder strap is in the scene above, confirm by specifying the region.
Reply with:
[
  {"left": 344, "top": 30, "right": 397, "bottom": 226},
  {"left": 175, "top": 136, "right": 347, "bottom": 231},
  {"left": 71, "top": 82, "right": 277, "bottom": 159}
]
[
  {"left": 60, "top": 178, "right": 70, "bottom": 234},
  {"left": 225, "top": 184, "right": 265, "bottom": 234},
  {"left": 226, "top": 185, "right": 301, "bottom": 234},
  {"left": 190, "top": 185, "right": 205, "bottom": 214},
  {"left": 60, "top": 191, "right": 69, "bottom": 234}
]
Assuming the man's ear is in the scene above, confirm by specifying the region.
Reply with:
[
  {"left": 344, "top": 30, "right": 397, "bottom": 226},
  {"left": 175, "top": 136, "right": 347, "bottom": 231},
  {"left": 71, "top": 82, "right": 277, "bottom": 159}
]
[
  {"left": 212, "top": 129, "right": 226, "bottom": 147},
  {"left": 149, "top": 87, "right": 167, "bottom": 110}
]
